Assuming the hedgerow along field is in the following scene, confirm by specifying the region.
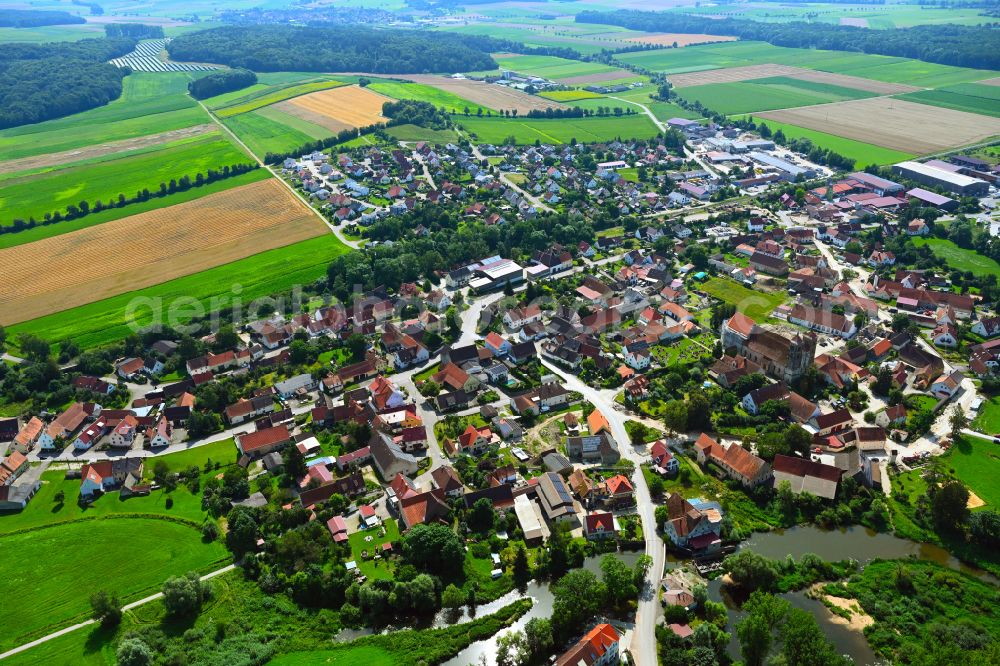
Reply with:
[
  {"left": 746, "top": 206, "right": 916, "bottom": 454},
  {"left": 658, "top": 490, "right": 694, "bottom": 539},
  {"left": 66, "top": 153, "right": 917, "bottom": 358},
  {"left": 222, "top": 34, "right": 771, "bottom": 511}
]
[
  {"left": 0, "top": 169, "right": 268, "bottom": 250},
  {"left": 739, "top": 116, "right": 915, "bottom": 166},
  {"left": 0, "top": 72, "right": 211, "bottom": 161},
  {"left": 455, "top": 114, "right": 660, "bottom": 144},
  {"left": 1, "top": 178, "right": 326, "bottom": 325},
  {"left": 0, "top": 517, "right": 228, "bottom": 653},
  {"left": 0, "top": 132, "right": 252, "bottom": 227},
  {"left": 7, "top": 232, "right": 350, "bottom": 350}
]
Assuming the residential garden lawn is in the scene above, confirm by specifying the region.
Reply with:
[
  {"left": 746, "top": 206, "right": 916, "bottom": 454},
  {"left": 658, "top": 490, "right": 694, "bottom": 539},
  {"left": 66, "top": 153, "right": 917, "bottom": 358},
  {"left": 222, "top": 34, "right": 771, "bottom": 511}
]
[
  {"left": 146, "top": 438, "right": 239, "bottom": 478},
  {"left": 898, "top": 83, "right": 1000, "bottom": 118},
  {"left": 213, "top": 80, "right": 347, "bottom": 117},
  {"left": 913, "top": 237, "right": 1000, "bottom": 277},
  {"left": 906, "top": 394, "right": 939, "bottom": 413},
  {"left": 0, "top": 72, "right": 209, "bottom": 161},
  {"left": 676, "top": 77, "right": 875, "bottom": 115},
  {"left": 7, "top": 232, "right": 351, "bottom": 350},
  {"left": 737, "top": 114, "right": 916, "bottom": 165},
  {"left": 455, "top": 114, "right": 660, "bottom": 144},
  {"left": 222, "top": 110, "right": 321, "bottom": 157},
  {"left": 0, "top": 168, "right": 268, "bottom": 249},
  {"left": 0, "top": 517, "right": 227, "bottom": 652},
  {"left": 366, "top": 80, "right": 491, "bottom": 113},
  {"left": 348, "top": 519, "right": 401, "bottom": 580},
  {"left": 0, "top": 470, "right": 213, "bottom": 534},
  {"left": 699, "top": 276, "right": 787, "bottom": 322},
  {"left": 0, "top": 132, "right": 251, "bottom": 227},
  {"left": 973, "top": 396, "right": 1000, "bottom": 434}
]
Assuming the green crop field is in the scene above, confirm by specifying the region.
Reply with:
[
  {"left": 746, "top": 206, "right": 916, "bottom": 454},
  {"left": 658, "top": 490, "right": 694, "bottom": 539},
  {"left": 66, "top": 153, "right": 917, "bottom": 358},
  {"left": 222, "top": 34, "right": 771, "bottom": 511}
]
[
  {"left": 913, "top": 237, "right": 1000, "bottom": 276},
  {"left": 0, "top": 133, "right": 251, "bottom": 226},
  {"left": 455, "top": 114, "right": 660, "bottom": 144},
  {"left": 8, "top": 233, "right": 351, "bottom": 349},
  {"left": 0, "top": 169, "right": 268, "bottom": 249},
  {"left": 540, "top": 89, "right": 605, "bottom": 102},
  {"left": 737, "top": 115, "right": 915, "bottom": 166},
  {"left": 386, "top": 124, "right": 459, "bottom": 143},
  {"left": 666, "top": 2, "right": 991, "bottom": 28},
  {"left": 491, "top": 54, "right": 621, "bottom": 81},
  {"left": 616, "top": 40, "right": 998, "bottom": 87},
  {"left": 700, "top": 277, "right": 787, "bottom": 322},
  {"left": 222, "top": 110, "right": 323, "bottom": 157},
  {"left": 0, "top": 518, "right": 227, "bottom": 652},
  {"left": 0, "top": 72, "right": 211, "bottom": 161},
  {"left": 366, "top": 80, "right": 491, "bottom": 113},
  {"left": 676, "top": 77, "right": 875, "bottom": 115},
  {"left": 897, "top": 83, "right": 1000, "bottom": 118},
  {"left": 213, "top": 80, "right": 347, "bottom": 118}
]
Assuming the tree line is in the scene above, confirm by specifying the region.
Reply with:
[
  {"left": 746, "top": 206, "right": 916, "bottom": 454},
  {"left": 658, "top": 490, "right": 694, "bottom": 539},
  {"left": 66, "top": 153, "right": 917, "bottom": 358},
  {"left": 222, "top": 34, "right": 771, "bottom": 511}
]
[
  {"left": 103, "top": 23, "right": 163, "bottom": 39},
  {"left": 382, "top": 98, "right": 452, "bottom": 129},
  {"left": 4, "top": 163, "right": 260, "bottom": 235},
  {"left": 0, "top": 9, "right": 85, "bottom": 27},
  {"left": 188, "top": 68, "right": 257, "bottom": 100},
  {"left": 0, "top": 37, "right": 134, "bottom": 128},
  {"left": 578, "top": 9, "right": 1000, "bottom": 69},
  {"left": 524, "top": 105, "right": 638, "bottom": 119},
  {"left": 167, "top": 25, "right": 498, "bottom": 73}
]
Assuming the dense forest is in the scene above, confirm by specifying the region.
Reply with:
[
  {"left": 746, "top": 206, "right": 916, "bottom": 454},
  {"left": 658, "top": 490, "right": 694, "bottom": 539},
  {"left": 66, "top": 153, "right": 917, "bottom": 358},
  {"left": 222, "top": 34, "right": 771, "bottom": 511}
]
[
  {"left": 167, "top": 25, "right": 498, "bottom": 73},
  {"left": 103, "top": 23, "right": 164, "bottom": 39},
  {"left": 578, "top": 10, "right": 1000, "bottom": 69},
  {"left": 0, "top": 9, "right": 85, "bottom": 27},
  {"left": 0, "top": 38, "right": 134, "bottom": 129},
  {"left": 188, "top": 68, "right": 257, "bottom": 99}
]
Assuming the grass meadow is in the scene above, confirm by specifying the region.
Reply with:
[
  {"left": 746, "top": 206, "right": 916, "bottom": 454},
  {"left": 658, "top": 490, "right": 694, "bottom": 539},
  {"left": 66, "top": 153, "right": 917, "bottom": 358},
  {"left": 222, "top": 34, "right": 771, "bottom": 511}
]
[
  {"left": 0, "top": 72, "right": 211, "bottom": 161},
  {"left": 455, "top": 113, "right": 660, "bottom": 144},
  {"left": 0, "top": 133, "right": 251, "bottom": 226},
  {"left": 8, "top": 233, "right": 350, "bottom": 349},
  {"left": 676, "top": 77, "right": 875, "bottom": 115},
  {"left": 699, "top": 276, "right": 788, "bottom": 322},
  {"left": 897, "top": 83, "right": 1000, "bottom": 118},
  {"left": 0, "top": 518, "right": 227, "bottom": 652},
  {"left": 222, "top": 110, "right": 325, "bottom": 157},
  {"left": 739, "top": 115, "right": 916, "bottom": 166},
  {"left": 492, "top": 54, "right": 621, "bottom": 80},
  {"left": 913, "top": 237, "right": 1000, "bottom": 277}
]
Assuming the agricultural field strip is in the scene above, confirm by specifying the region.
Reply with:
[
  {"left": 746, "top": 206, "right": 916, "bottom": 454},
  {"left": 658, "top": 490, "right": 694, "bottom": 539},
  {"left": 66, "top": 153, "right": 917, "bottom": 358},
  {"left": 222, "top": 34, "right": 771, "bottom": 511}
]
[
  {"left": 282, "top": 85, "right": 392, "bottom": 130},
  {"left": 0, "top": 124, "right": 216, "bottom": 176},
  {"left": 379, "top": 74, "right": 566, "bottom": 114},
  {"left": 756, "top": 97, "right": 1000, "bottom": 154},
  {"left": 214, "top": 80, "right": 347, "bottom": 118},
  {"left": 0, "top": 179, "right": 325, "bottom": 325},
  {"left": 667, "top": 63, "right": 920, "bottom": 93},
  {"left": 624, "top": 33, "right": 738, "bottom": 47}
]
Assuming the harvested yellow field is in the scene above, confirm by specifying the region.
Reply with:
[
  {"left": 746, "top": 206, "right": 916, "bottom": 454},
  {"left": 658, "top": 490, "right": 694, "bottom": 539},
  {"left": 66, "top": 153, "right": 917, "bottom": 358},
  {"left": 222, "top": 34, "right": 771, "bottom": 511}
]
[
  {"left": 626, "top": 33, "right": 736, "bottom": 48},
  {"left": 0, "top": 179, "right": 325, "bottom": 324},
  {"left": 282, "top": 85, "right": 390, "bottom": 132},
  {"left": 758, "top": 97, "right": 1000, "bottom": 154}
]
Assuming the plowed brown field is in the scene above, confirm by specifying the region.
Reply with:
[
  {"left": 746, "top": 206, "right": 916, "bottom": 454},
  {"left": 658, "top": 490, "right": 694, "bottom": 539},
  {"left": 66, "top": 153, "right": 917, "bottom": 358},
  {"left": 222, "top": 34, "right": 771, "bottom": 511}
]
[
  {"left": 0, "top": 178, "right": 324, "bottom": 324},
  {"left": 282, "top": 85, "right": 390, "bottom": 130}
]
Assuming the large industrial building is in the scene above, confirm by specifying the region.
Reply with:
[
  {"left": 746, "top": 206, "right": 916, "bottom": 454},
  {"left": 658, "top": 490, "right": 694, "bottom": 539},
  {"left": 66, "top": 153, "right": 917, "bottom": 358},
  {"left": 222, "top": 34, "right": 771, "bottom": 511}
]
[{"left": 892, "top": 160, "right": 990, "bottom": 196}]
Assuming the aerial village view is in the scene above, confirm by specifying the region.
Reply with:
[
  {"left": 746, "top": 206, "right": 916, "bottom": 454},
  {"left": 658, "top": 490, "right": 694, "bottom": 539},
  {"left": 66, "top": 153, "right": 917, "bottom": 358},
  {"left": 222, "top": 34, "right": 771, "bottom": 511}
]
[{"left": 0, "top": 0, "right": 999, "bottom": 664}]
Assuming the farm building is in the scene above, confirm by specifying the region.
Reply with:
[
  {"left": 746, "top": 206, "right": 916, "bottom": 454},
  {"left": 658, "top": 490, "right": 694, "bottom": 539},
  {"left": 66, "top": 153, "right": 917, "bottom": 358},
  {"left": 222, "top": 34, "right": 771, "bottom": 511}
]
[
  {"left": 892, "top": 161, "right": 989, "bottom": 196},
  {"left": 906, "top": 188, "right": 958, "bottom": 211},
  {"left": 748, "top": 152, "right": 815, "bottom": 181}
]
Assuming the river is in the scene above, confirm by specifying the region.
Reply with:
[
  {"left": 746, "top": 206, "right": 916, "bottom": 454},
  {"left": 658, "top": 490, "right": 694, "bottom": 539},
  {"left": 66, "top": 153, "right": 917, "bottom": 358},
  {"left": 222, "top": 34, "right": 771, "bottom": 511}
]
[{"left": 441, "top": 526, "right": 993, "bottom": 666}]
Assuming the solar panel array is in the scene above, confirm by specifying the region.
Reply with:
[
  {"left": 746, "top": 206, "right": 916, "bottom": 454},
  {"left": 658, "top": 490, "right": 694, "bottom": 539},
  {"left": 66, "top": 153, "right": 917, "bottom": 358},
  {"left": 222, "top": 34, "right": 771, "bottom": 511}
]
[{"left": 109, "top": 39, "right": 217, "bottom": 73}]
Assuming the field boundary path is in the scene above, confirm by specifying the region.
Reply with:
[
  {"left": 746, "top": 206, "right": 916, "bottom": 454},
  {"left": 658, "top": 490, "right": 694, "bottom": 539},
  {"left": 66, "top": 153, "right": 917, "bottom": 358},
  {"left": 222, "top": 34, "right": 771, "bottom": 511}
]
[
  {"left": 196, "top": 99, "right": 362, "bottom": 250},
  {"left": 0, "top": 564, "right": 235, "bottom": 662}
]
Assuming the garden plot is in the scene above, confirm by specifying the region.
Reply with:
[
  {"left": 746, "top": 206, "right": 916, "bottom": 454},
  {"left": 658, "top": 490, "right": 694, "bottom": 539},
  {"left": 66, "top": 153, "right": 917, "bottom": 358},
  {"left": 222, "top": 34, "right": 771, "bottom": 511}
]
[{"left": 757, "top": 97, "right": 1000, "bottom": 154}]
